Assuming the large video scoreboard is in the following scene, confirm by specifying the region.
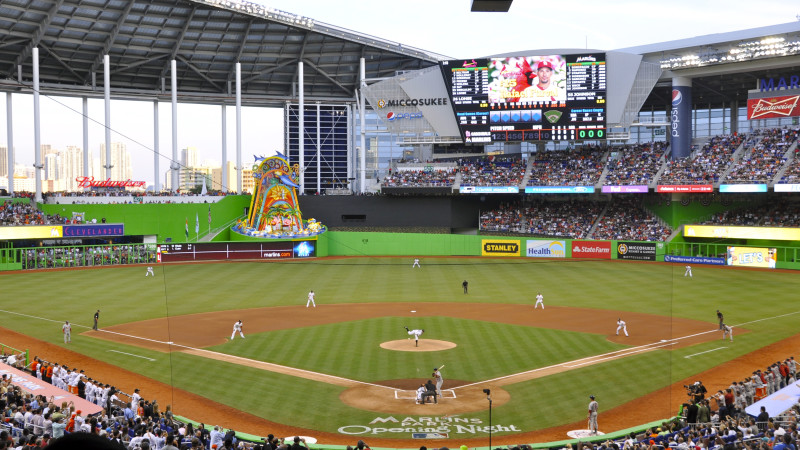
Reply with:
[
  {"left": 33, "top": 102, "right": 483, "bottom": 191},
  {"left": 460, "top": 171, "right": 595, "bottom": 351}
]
[{"left": 440, "top": 53, "right": 606, "bottom": 143}]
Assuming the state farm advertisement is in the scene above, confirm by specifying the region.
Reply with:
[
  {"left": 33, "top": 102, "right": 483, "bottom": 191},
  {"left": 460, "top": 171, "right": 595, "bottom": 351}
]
[
  {"left": 747, "top": 95, "right": 800, "bottom": 120},
  {"left": 571, "top": 241, "right": 611, "bottom": 259}
]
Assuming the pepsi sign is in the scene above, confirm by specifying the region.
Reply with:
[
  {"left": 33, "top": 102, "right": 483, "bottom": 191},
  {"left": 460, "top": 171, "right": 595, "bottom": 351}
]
[{"left": 387, "top": 111, "right": 423, "bottom": 121}]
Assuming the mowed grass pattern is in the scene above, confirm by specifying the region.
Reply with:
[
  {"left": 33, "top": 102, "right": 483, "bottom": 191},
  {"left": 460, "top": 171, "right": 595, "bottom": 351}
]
[{"left": 2, "top": 257, "right": 800, "bottom": 438}]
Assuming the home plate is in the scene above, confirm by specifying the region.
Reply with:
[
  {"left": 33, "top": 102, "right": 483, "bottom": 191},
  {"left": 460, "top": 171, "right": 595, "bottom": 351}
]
[{"left": 411, "top": 310, "right": 416, "bottom": 313}]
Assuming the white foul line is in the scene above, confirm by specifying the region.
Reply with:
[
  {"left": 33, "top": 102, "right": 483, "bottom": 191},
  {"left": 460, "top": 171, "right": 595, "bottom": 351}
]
[
  {"left": 107, "top": 349, "right": 156, "bottom": 361},
  {"left": 684, "top": 347, "right": 727, "bottom": 359}
]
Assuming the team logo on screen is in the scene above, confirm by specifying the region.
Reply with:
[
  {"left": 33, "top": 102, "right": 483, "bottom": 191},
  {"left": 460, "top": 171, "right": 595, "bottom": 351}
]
[
  {"left": 544, "top": 110, "right": 562, "bottom": 124},
  {"left": 672, "top": 89, "right": 682, "bottom": 106}
]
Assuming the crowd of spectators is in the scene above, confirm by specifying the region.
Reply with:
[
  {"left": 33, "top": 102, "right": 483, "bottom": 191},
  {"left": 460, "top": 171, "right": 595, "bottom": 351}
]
[
  {"left": 724, "top": 128, "right": 799, "bottom": 183},
  {"left": 459, "top": 156, "right": 527, "bottom": 186},
  {"left": 0, "top": 201, "right": 73, "bottom": 226},
  {"left": 591, "top": 198, "right": 673, "bottom": 241},
  {"left": 527, "top": 146, "right": 607, "bottom": 186},
  {"left": 21, "top": 245, "right": 157, "bottom": 270},
  {"left": 380, "top": 168, "right": 458, "bottom": 187},
  {"left": 700, "top": 199, "right": 800, "bottom": 228},
  {"left": 604, "top": 143, "right": 666, "bottom": 186},
  {"left": 480, "top": 199, "right": 604, "bottom": 238},
  {"left": 660, "top": 134, "right": 747, "bottom": 184}
]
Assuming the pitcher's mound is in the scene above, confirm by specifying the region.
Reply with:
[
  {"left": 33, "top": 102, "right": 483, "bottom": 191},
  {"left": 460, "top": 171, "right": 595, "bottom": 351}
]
[{"left": 380, "top": 339, "right": 457, "bottom": 352}]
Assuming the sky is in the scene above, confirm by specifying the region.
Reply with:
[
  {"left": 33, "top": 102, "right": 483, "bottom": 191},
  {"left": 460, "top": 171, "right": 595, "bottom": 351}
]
[{"left": 0, "top": 0, "right": 797, "bottom": 187}]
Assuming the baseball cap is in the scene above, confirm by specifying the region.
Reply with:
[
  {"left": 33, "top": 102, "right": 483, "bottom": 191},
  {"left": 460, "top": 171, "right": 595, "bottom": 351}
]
[
  {"left": 536, "top": 60, "right": 555, "bottom": 71},
  {"left": 589, "top": 395, "right": 595, "bottom": 399}
]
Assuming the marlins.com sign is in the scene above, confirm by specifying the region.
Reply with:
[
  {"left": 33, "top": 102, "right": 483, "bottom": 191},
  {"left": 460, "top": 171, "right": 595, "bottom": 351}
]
[
  {"left": 527, "top": 240, "right": 566, "bottom": 258},
  {"left": 482, "top": 240, "right": 520, "bottom": 257}
]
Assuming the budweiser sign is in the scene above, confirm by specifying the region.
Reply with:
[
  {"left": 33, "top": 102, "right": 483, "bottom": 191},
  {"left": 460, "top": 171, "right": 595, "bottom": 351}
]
[
  {"left": 747, "top": 95, "right": 800, "bottom": 120},
  {"left": 76, "top": 176, "right": 146, "bottom": 189}
]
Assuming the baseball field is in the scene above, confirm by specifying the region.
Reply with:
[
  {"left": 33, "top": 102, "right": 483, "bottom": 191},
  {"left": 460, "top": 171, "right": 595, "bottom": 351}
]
[{"left": 2, "top": 256, "right": 799, "bottom": 448}]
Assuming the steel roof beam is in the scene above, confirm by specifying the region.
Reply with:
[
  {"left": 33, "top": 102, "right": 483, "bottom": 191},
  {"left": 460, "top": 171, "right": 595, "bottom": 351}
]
[{"left": 5, "top": 0, "right": 65, "bottom": 78}]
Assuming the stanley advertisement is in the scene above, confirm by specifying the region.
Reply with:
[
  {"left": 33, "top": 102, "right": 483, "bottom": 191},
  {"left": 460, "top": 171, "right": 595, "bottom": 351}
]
[{"left": 481, "top": 240, "right": 521, "bottom": 257}]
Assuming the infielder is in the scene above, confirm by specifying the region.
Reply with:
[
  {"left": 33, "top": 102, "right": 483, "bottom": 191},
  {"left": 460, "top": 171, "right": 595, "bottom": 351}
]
[
  {"left": 412, "top": 258, "right": 421, "bottom": 268},
  {"left": 684, "top": 265, "right": 692, "bottom": 277},
  {"left": 231, "top": 320, "right": 245, "bottom": 340},
  {"left": 306, "top": 290, "right": 316, "bottom": 308},
  {"left": 62, "top": 321, "right": 71, "bottom": 344},
  {"left": 433, "top": 366, "right": 444, "bottom": 396},
  {"left": 588, "top": 395, "right": 598, "bottom": 435},
  {"left": 534, "top": 292, "right": 544, "bottom": 309},
  {"left": 92, "top": 310, "right": 100, "bottom": 330},
  {"left": 405, "top": 327, "right": 424, "bottom": 347},
  {"left": 722, "top": 324, "right": 733, "bottom": 342},
  {"left": 616, "top": 318, "right": 628, "bottom": 336},
  {"left": 146, "top": 266, "right": 155, "bottom": 276}
]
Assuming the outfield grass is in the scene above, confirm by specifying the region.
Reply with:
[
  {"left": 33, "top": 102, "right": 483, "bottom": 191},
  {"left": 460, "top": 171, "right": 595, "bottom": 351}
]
[{"left": 2, "top": 257, "right": 799, "bottom": 439}]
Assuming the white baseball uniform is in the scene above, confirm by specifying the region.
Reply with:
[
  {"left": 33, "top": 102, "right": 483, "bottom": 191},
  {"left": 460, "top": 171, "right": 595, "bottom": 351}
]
[
  {"left": 534, "top": 293, "right": 544, "bottom": 309},
  {"left": 722, "top": 324, "right": 733, "bottom": 341},
  {"left": 434, "top": 368, "right": 444, "bottom": 396},
  {"left": 616, "top": 319, "right": 628, "bottom": 336},
  {"left": 146, "top": 266, "right": 154, "bottom": 276},
  {"left": 684, "top": 265, "right": 692, "bottom": 277},
  {"left": 306, "top": 291, "right": 316, "bottom": 307},
  {"left": 231, "top": 321, "right": 245, "bottom": 339},
  {"left": 62, "top": 322, "right": 71, "bottom": 343},
  {"left": 407, "top": 329, "right": 424, "bottom": 346},
  {"left": 412, "top": 258, "right": 420, "bottom": 268}
]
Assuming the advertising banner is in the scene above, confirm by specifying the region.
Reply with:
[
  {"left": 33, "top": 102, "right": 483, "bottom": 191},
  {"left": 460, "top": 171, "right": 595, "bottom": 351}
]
[
  {"left": 656, "top": 185, "right": 713, "bottom": 193},
  {"left": 481, "top": 240, "right": 521, "bottom": 257},
  {"left": 63, "top": 224, "right": 125, "bottom": 237},
  {"left": 571, "top": 240, "right": 611, "bottom": 259},
  {"left": 670, "top": 84, "right": 692, "bottom": 158},
  {"left": 0, "top": 225, "right": 62, "bottom": 240},
  {"left": 601, "top": 185, "right": 648, "bottom": 194},
  {"left": 684, "top": 225, "right": 800, "bottom": 241},
  {"left": 718, "top": 184, "right": 767, "bottom": 193},
  {"left": 774, "top": 184, "right": 800, "bottom": 192},
  {"left": 526, "top": 240, "right": 566, "bottom": 258},
  {"left": 747, "top": 95, "right": 800, "bottom": 120},
  {"left": 616, "top": 242, "right": 656, "bottom": 261},
  {"left": 460, "top": 186, "right": 520, "bottom": 194},
  {"left": 524, "top": 186, "right": 594, "bottom": 194},
  {"left": 664, "top": 255, "right": 725, "bottom": 265},
  {"left": 158, "top": 241, "right": 315, "bottom": 262},
  {"left": 726, "top": 246, "right": 777, "bottom": 269}
]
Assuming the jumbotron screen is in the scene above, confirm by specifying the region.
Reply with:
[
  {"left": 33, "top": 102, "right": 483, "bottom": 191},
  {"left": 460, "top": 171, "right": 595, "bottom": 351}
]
[{"left": 440, "top": 53, "right": 606, "bottom": 143}]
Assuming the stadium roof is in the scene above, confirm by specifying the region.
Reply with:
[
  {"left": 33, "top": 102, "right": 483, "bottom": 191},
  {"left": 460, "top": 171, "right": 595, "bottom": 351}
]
[{"left": 0, "top": 0, "right": 448, "bottom": 105}]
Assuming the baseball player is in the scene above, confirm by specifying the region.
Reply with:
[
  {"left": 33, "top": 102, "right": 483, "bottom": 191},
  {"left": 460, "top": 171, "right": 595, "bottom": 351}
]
[
  {"left": 230, "top": 320, "right": 245, "bottom": 340},
  {"left": 684, "top": 265, "right": 693, "bottom": 277},
  {"left": 62, "top": 321, "right": 71, "bottom": 344},
  {"left": 588, "top": 395, "right": 599, "bottom": 435},
  {"left": 433, "top": 366, "right": 444, "bottom": 396},
  {"left": 404, "top": 327, "right": 424, "bottom": 347},
  {"left": 92, "top": 310, "right": 100, "bottom": 330},
  {"left": 412, "top": 258, "right": 421, "bottom": 268},
  {"left": 146, "top": 266, "right": 155, "bottom": 276},
  {"left": 534, "top": 292, "right": 544, "bottom": 309},
  {"left": 306, "top": 290, "right": 316, "bottom": 308},
  {"left": 717, "top": 310, "right": 724, "bottom": 330},
  {"left": 415, "top": 384, "right": 426, "bottom": 404},
  {"left": 616, "top": 318, "right": 628, "bottom": 336},
  {"left": 722, "top": 324, "right": 733, "bottom": 342}
]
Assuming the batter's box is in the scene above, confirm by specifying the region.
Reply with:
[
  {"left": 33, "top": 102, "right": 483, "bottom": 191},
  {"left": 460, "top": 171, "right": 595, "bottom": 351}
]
[{"left": 394, "top": 389, "right": 456, "bottom": 400}]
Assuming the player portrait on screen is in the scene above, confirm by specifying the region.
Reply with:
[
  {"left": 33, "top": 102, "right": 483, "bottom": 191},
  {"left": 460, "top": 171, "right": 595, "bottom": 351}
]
[{"left": 488, "top": 55, "right": 566, "bottom": 104}]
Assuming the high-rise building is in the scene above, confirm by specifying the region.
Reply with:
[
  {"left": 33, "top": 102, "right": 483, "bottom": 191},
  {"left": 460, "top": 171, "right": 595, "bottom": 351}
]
[
  {"left": 0, "top": 145, "right": 7, "bottom": 178},
  {"left": 62, "top": 146, "right": 85, "bottom": 191},
  {"left": 181, "top": 146, "right": 198, "bottom": 169},
  {"left": 212, "top": 161, "right": 253, "bottom": 194},
  {"left": 99, "top": 142, "right": 132, "bottom": 181}
]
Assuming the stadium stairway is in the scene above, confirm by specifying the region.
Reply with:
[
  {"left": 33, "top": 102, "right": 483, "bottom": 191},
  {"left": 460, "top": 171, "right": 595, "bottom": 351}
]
[{"left": 771, "top": 141, "right": 799, "bottom": 186}]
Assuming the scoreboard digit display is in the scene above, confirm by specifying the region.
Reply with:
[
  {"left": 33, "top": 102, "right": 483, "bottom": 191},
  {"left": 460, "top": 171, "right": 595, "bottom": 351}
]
[{"left": 440, "top": 53, "right": 606, "bottom": 143}]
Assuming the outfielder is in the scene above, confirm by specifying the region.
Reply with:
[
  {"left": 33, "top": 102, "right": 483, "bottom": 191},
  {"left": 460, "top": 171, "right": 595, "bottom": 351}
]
[
  {"left": 534, "top": 292, "right": 544, "bottom": 309},
  {"left": 146, "top": 266, "right": 155, "bottom": 276},
  {"left": 62, "top": 321, "right": 71, "bottom": 344},
  {"left": 684, "top": 265, "right": 693, "bottom": 277},
  {"left": 231, "top": 320, "right": 245, "bottom": 340},
  {"left": 616, "top": 318, "right": 628, "bottom": 336},
  {"left": 405, "top": 327, "right": 424, "bottom": 347},
  {"left": 412, "top": 258, "right": 421, "bottom": 268},
  {"left": 306, "top": 290, "right": 316, "bottom": 308},
  {"left": 722, "top": 324, "right": 733, "bottom": 342}
]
